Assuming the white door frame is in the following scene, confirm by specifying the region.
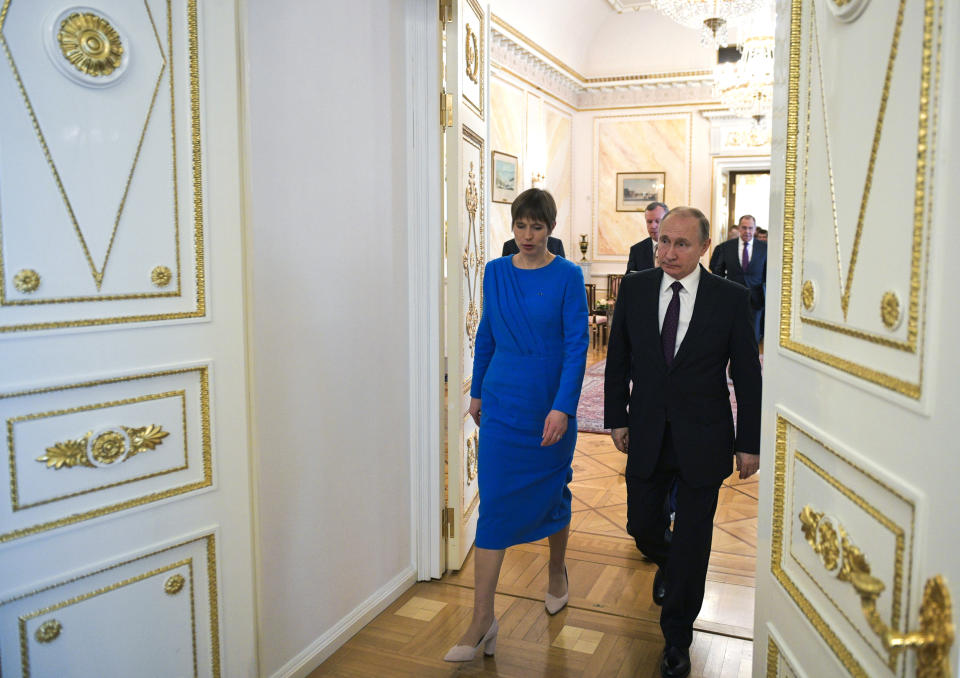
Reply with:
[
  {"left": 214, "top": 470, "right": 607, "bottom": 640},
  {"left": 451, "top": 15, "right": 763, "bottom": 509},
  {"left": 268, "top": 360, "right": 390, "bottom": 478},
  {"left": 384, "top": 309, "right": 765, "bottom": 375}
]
[{"left": 405, "top": 0, "right": 444, "bottom": 581}]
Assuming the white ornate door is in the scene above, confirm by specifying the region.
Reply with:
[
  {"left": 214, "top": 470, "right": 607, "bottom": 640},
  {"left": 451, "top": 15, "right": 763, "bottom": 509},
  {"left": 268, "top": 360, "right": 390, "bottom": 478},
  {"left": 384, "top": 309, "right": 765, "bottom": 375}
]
[
  {"left": 0, "top": 1, "right": 256, "bottom": 676},
  {"left": 443, "top": 0, "right": 488, "bottom": 570},
  {"left": 756, "top": 1, "right": 957, "bottom": 676}
]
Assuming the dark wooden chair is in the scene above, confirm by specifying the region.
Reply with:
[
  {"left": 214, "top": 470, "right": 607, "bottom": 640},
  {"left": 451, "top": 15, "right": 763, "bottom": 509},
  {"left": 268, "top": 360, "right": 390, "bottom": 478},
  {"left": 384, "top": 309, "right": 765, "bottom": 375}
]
[
  {"left": 607, "top": 273, "right": 624, "bottom": 301},
  {"left": 585, "top": 283, "right": 607, "bottom": 349}
]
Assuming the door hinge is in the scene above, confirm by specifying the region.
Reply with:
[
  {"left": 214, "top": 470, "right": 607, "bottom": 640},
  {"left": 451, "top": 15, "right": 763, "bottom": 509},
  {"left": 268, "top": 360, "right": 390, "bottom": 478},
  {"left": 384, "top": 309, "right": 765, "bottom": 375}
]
[
  {"left": 440, "top": 0, "right": 454, "bottom": 23},
  {"left": 441, "top": 91, "right": 454, "bottom": 130},
  {"left": 443, "top": 507, "right": 455, "bottom": 538}
]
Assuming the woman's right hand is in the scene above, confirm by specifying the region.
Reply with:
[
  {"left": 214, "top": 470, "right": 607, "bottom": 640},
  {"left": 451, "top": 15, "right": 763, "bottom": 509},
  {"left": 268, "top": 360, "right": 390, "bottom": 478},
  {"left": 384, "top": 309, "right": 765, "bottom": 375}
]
[{"left": 469, "top": 397, "right": 482, "bottom": 426}]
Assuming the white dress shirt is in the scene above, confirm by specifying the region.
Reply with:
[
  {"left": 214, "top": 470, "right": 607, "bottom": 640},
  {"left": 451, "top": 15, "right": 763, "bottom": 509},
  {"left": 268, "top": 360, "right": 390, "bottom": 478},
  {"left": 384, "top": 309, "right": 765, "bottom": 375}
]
[
  {"left": 658, "top": 266, "right": 701, "bottom": 358},
  {"left": 737, "top": 237, "right": 753, "bottom": 267}
]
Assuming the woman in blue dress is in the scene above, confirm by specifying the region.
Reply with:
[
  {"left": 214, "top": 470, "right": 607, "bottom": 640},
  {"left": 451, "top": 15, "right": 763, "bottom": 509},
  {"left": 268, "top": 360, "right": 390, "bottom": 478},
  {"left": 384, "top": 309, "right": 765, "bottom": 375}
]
[{"left": 445, "top": 188, "right": 589, "bottom": 661}]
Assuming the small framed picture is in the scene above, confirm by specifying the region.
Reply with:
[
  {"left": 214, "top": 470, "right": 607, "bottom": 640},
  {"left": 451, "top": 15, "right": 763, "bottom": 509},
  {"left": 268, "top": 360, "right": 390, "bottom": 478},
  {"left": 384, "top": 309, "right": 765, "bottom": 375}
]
[
  {"left": 492, "top": 151, "right": 519, "bottom": 204},
  {"left": 616, "top": 172, "right": 666, "bottom": 212}
]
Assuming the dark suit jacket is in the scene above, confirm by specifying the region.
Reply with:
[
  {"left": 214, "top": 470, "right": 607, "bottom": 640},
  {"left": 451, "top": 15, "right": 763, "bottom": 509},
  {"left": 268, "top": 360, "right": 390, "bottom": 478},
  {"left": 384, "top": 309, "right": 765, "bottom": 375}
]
[
  {"left": 603, "top": 266, "right": 762, "bottom": 487},
  {"left": 625, "top": 237, "right": 655, "bottom": 274},
  {"left": 709, "top": 238, "right": 767, "bottom": 310},
  {"left": 502, "top": 237, "right": 565, "bottom": 258}
]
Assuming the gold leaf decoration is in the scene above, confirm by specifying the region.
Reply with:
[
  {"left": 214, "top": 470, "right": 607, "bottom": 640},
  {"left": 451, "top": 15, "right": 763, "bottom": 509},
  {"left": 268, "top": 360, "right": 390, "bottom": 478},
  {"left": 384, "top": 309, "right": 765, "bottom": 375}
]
[
  {"left": 91, "top": 430, "right": 127, "bottom": 465},
  {"left": 13, "top": 269, "right": 40, "bottom": 293},
  {"left": 164, "top": 574, "right": 186, "bottom": 595},
  {"left": 465, "top": 24, "right": 479, "bottom": 84},
  {"left": 881, "top": 291, "right": 901, "bottom": 329},
  {"left": 58, "top": 13, "right": 124, "bottom": 77},
  {"left": 35, "top": 619, "right": 62, "bottom": 643},
  {"left": 817, "top": 519, "right": 840, "bottom": 571},
  {"left": 37, "top": 439, "right": 87, "bottom": 469},
  {"left": 801, "top": 279, "right": 815, "bottom": 310},
  {"left": 151, "top": 265, "right": 173, "bottom": 288},
  {"left": 37, "top": 425, "right": 170, "bottom": 470}
]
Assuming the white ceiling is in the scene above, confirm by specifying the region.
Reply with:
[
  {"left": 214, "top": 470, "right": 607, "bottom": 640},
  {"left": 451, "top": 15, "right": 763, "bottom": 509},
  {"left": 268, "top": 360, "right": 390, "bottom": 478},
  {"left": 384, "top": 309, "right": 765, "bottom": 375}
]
[{"left": 487, "top": 0, "right": 730, "bottom": 79}]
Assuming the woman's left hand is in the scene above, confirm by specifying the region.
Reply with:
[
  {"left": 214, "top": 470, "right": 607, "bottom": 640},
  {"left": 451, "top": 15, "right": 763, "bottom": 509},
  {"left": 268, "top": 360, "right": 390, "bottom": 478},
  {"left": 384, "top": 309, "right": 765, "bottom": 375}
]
[{"left": 541, "top": 410, "right": 568, "bottom": 447}]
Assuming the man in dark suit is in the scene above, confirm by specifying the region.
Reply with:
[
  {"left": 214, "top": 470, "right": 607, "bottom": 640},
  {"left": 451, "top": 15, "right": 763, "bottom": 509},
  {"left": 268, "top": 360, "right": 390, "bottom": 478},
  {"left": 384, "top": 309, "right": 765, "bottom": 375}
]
[
  {"left": 709, "top": 214, "right": 767, "bottom": 341},
  {"left": 604, "top": 207, "right": 761, "bottom": 678},
  {"left": 625, "top": 201, "right": 668, "bottom": 274},
  {"left": 502, "top": 236, "right": 565, "bottom": 257}
]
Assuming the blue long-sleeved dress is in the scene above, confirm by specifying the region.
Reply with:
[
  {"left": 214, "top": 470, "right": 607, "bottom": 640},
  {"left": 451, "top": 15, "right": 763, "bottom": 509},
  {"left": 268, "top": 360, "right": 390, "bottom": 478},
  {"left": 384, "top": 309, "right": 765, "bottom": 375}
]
[{"left": 471, "top": 255, "right": 589, "bottom": 549}]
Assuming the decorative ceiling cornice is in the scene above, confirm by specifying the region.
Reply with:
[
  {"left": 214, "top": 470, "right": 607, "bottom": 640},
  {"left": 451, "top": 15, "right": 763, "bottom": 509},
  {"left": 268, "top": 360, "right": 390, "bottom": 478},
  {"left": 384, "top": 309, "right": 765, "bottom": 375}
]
[
  {"left": 605, "top": 0, "right": 655, "bottom": 12},
  {"left": 489, "top": 15, "right": 715, "bottom": 110}
]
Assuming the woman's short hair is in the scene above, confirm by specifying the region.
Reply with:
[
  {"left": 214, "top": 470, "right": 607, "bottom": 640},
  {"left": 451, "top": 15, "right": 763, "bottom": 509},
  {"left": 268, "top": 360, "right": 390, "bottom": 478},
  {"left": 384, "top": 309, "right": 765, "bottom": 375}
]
[
  {"left": 511, "top": 188, "right": 557, "bottom": 230},
  {"left": 663, "top": 206, "right": 711, "bottom": 243}
]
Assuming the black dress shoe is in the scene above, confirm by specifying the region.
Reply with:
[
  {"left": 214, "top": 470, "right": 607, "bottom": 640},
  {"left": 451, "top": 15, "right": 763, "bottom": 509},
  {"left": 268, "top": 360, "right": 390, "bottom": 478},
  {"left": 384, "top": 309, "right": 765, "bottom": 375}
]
[
  {"left": 652, "top": 567, "right": 666, "bottom": 606},
  {"left": 660, "top": 645, "right": 691, "bottom": 678}
]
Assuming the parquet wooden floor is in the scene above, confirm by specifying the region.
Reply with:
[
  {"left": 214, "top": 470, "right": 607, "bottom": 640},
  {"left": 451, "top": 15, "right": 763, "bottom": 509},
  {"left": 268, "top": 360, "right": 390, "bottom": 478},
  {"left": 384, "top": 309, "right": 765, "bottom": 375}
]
[{"left": 310, "top": 347, "right": 759, "bottom": 676}]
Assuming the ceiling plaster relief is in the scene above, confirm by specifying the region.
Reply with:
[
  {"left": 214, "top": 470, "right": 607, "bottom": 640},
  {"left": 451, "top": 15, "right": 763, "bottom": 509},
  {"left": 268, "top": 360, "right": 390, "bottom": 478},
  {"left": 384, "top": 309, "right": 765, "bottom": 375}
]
[{"left": 490, "top": 29, "right": 714, "bottom": 110}]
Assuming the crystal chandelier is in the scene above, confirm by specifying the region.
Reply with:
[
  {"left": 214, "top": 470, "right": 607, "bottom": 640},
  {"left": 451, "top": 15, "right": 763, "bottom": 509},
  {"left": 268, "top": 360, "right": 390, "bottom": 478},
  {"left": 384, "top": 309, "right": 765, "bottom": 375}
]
[
  {"left": 651, "top": 0, "right": 766, "bottom": 47},
  {"left": 713, "top": 7, "right": 774, "bottom": 123}
]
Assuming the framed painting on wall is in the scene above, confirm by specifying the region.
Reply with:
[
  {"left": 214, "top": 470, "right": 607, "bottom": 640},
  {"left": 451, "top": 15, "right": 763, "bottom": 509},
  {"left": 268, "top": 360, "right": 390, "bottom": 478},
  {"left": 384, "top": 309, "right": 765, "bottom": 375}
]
[
  {"left": 492, "top": 151, "right": 519, "bottom": 204},
  {"left": 616, "top": 172, "right": 665, "bottom": 212}
]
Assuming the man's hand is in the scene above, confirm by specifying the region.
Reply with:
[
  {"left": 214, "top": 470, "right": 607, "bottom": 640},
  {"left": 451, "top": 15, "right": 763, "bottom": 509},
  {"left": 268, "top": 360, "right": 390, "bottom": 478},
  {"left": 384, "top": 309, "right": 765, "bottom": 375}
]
[
  {"left": 735, "top": 452, "right": 759, "bottom": 480},
  {"left": 611, "top": 427, "right": 629, "bottom": 453}
]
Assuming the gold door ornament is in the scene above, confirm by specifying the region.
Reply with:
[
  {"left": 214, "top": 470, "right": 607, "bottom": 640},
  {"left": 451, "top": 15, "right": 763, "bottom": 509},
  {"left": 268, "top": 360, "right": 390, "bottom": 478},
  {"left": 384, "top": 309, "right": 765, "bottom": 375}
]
[
  {"left": 799, "top": 504, "right": 955, "bottom": 677},
  {"left": 466, "top": 431, "right": 478, "bottom": 484},
  {"left": 34, "top": 619, "right": 62, "bottom": 643},
  {"left": 152, "top": 265, "right": 173, "bottom": 288},
  {"left": 465, "top": 24, "right": 479, "bottom": 84},
  {"left": 37, "top": 424, "right": 170, "bottom": 470},
  {"left": 164, "top": 573, "right": 186, "bottom": 595},
  {"left": 881, "top": 291, "right": 901, "bottom": 330},
  {"left": 464, "top": 162, "right": 482, "bottom": 355},
  {"left": 57, "top": 12, "right": 124, "bottom": 77},
  {"left": 801, "top": 279, "right": 815, "bottom": 311},
  {"left": 13, "top": 269, "right": 40, "bottom": 293}
]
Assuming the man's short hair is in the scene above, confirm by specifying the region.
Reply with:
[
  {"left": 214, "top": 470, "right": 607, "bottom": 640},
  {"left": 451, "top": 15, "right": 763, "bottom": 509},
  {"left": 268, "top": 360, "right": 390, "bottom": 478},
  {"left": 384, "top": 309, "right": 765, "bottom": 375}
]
[
  {"left": 756, "top": 227, "right": 768, "bottom": 234},
  {"left": 662, "top": 206, "right": 710, "bottom": 243},
  {"left": 511, "top": 188, "right": 557, "bottom": 228},
  {"left": 645, "top": 201, "right": 669, "bottom": 215},
  {"left": 738, "top": 214, "right": 757, "bottom": 227}
]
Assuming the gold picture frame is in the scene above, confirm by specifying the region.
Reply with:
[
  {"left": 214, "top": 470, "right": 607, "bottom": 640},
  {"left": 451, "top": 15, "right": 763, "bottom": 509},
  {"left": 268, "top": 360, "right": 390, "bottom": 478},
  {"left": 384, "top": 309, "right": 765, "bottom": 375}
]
[{"left": 616, "top": 171, "right": 665, "bottom": 212}]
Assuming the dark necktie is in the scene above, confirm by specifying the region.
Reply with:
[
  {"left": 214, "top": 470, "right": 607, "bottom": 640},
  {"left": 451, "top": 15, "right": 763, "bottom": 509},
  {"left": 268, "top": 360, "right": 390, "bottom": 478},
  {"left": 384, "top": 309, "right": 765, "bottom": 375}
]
[
  {"left": 661, "top": 281, "right": 683, "bottom": 366},
  {"left": 741, "top": 241, "right": 750, "bottom": 272}
]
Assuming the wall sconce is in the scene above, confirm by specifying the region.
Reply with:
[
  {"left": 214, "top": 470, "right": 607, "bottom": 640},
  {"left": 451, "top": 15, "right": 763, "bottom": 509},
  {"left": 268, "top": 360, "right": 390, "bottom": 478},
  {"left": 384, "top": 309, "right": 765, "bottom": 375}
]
[{"left": 531, "top": 172, "right": 546, "bottom": 188}]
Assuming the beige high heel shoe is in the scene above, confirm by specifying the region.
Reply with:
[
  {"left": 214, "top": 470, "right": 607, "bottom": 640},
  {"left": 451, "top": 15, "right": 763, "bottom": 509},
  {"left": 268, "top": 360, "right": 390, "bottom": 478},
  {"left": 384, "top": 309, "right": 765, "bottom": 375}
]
[
  {"left": 545, "top": 564, "right": 569, "bottom": 614},
  {"left": 443, "top": 618, "right": 498, "bottom": 662}
]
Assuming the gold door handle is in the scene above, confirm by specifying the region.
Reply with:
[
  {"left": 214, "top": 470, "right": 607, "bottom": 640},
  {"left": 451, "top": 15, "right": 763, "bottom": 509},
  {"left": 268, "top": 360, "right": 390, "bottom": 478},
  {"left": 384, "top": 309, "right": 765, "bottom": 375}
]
[{"left": 849, "top": 572, "right": 954, "bottom": 678}]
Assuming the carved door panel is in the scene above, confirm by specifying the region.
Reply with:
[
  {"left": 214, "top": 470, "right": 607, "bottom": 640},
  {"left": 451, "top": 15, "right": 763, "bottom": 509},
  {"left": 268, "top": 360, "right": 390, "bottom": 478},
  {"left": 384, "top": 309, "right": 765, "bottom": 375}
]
[
  {"left": 0, "top": 2, "right": 255, "bottom": 676},
  {"left": 756, "top": 1, "right": 957, "bottom": 677},
  {"left": 443, "top": 0, "right": 487, "bottom": 570}
]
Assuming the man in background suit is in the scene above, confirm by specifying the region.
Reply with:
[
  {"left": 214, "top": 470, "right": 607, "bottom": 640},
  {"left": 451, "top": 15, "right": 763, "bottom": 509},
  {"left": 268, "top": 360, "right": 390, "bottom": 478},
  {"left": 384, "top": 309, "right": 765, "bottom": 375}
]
[
  {"left": 502, "top": 236, "right": 565, "bottom": 257},
  {"left": 625, "top": 201, "right": 668, "bottom": 274},
  {"left": 604, "top": 207, "right": 761, "bottom": 678},
  {"left": 709, "top": 214, "right": 767, "bottom": 341}
]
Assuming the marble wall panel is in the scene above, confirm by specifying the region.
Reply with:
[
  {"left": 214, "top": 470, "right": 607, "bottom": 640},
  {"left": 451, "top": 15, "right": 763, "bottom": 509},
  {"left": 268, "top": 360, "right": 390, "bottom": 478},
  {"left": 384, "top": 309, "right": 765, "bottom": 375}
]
[
  {"left": 489, "top": 77, "right": 524, "bottom": 254},
  {"left": 544, "top": 104, "right": 572, "bottom": 251},
  {"left": 594, "top": 115, "right": 691, "bottom": 258}
]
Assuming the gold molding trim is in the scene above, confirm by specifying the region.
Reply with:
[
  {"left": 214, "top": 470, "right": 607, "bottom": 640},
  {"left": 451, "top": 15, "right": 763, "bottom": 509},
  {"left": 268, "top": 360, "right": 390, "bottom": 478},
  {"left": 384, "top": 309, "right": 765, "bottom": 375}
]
[
  {"left": 0, "top": 0, "right": 206, "bottom": 331},
  {"left": 780, "top": 0, "right": 940, "bottom": 397},
  {"left": 771, "top": 416, "right": 868, "bottom": 677},
  {"left": 152, "top": 265, "right": 173, "bottom": 288},
  {"left": 34, "top": 618, "right": 61, "bottom": 643},
  {"left": 57, "top": 12, "right": 123, "bottom": 77},
  {"left": 765, "top": 636, "right": 779, "bottom": 677},
  {"left": 881, "top": 291, "right": 901, "bottom": 330},
  {"left": 13, "top": 269, "right": 40, "bottom": 293},
  {"left": 1, "top": 367, "right": 210, "bottom": 543},
  {"left": 12, "top": 555, "right": 201, "bottom": 677},
  {"left": 798, "top": 505, "right": 873, "bottom": 584},
  {"left": 37, "top": 424, "right": 170, "bottom": 470},
  {"left": 165, "top": 573, "right": 186, "bottom": 595},
  {"left": 462, "top": 0, "right": 485, "bottom": 121},
  {"left": 8, "top": 388, "right": 189, "bottom": 512}
]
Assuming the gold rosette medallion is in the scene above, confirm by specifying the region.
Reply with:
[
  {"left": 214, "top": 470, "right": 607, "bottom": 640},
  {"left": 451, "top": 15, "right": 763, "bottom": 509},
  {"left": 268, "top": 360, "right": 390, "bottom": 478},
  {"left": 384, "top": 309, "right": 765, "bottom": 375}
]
[{"left": 58, "top": 12, "right": 124, "bottom": 77}]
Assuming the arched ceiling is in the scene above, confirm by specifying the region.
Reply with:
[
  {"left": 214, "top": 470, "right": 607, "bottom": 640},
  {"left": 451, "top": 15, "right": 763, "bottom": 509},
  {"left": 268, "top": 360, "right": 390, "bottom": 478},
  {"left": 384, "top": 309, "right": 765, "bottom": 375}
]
[{"left": 488, "top": 0, "right": 725, "bottom": 79}]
